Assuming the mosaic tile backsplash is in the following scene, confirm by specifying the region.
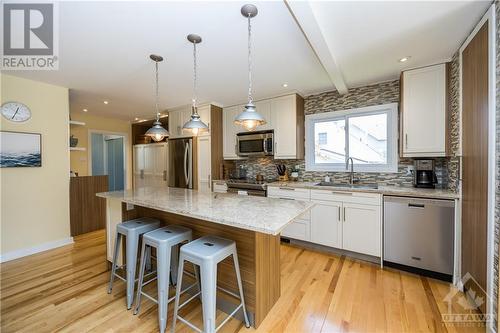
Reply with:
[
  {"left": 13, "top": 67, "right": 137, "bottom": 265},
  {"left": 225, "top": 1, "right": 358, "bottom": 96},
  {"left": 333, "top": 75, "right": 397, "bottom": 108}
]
[{"left": 229, "top": 79, "right": 457, "bottom": 190}]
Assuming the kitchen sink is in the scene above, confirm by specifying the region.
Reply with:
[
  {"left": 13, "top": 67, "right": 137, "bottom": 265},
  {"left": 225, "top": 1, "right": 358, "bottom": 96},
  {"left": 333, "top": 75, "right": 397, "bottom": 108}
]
[{"left": 314, "top": 182, "right": 379, "bottom": 190}]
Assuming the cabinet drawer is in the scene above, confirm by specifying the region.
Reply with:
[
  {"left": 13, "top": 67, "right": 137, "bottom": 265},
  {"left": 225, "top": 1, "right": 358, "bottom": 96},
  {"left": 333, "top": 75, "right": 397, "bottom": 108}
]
[
  {"left": 281, "top": 219, "right": 310, "bottom": 241},
  {"left": 267, "top": 186, "right": 310, "bottom": 200},
  {"left": 311, "top": 189, "right": 381, "bottom": 206}
]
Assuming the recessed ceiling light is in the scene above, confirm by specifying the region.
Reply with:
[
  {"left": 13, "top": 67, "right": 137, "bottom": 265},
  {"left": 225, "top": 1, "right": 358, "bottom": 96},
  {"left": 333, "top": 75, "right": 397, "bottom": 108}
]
[
  {"left": 103, "top": 100, "right": 109, "bottom": 105},
  {"left": 282, "top": 83, "right": 288, "bottom": 88},
  {"left": 399, "top": 56, "right": 411, "bottom": 63},
  {"left": 83, "top": 108, "right": 88, "bottom": 112},
  {"left": 134, "top": 117, "right": 139, "bottom": 121}
]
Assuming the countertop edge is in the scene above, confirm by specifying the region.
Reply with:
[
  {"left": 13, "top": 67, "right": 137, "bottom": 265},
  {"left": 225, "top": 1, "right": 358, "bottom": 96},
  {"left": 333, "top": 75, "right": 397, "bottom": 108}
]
[{"left": 97, "top": 192, "right": 315, "bottom": 236}]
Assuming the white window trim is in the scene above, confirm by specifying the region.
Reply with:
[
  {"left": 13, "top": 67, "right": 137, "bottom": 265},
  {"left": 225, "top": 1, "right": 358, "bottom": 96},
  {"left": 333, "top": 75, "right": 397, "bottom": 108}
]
[{"left": 305, "top": 103, "right": 399, "bottom": 173}]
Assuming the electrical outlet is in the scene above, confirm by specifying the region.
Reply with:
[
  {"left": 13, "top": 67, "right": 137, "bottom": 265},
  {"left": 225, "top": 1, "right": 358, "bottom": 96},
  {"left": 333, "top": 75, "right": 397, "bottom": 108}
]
[
  {"left": 405, "top": 165, "right": 414, "bottom": 176},
  {"left": 126, "top": 203, "right": 135, "bottom": 211}
]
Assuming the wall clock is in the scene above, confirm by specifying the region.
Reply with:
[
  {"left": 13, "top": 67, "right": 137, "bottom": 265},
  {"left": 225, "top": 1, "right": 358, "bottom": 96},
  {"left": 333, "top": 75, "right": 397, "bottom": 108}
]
[{"left": 1, "top": 102, "right": 32, "bottom": 122}]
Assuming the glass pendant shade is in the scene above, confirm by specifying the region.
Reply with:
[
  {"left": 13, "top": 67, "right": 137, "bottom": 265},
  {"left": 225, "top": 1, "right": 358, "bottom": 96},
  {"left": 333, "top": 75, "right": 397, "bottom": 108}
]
[
  {"left": 146, "top": 120, "right": 169, "bottom": 142},
  {"left": 234, "top": 102, "right": 266, "bottom": 131}
]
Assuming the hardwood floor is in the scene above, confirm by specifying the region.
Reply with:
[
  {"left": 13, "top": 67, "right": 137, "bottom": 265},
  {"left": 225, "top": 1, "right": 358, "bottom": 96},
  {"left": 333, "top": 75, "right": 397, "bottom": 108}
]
[{"left": 1, "top": 230, "right": 484, "bottom": 333}]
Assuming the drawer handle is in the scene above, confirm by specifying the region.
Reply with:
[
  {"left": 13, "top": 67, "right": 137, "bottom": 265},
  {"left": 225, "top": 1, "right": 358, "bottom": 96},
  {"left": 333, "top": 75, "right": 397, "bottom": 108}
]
[
  {"left": 338, "top": 206, "right": 341, "bottom": 221},
  {"left": 411, "top": 256, "right": 421, "bottom": 261},
  {"left": 279, "top": 187, "right": 295, "bottom": 191},
  {"left": 408, "top": 203, "right": 425, "bottom": 208},
  {"left": 279, "top": 197, "right": 294, "bottom": 201},
  {"left": 343, "top": 207, "right": 346, "bottom": 222}
]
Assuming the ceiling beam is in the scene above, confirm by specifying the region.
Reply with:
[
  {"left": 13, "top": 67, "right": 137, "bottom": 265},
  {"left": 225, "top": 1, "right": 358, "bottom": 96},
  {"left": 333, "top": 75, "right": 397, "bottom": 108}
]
[{"left": 285, "top": 0, "right": 348, "bottom": 94}]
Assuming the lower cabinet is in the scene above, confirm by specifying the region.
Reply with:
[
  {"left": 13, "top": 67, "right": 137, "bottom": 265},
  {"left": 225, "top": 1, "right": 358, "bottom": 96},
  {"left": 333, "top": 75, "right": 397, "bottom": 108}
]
[
  {"left": 342, "top": 203, "right": 381, "bottom": 257},
  {"left": 310, "top": 200, "right": 342, "bottom": 248},
  {"left": 268, "top": 186, "right": 382, "bottom": 258}
]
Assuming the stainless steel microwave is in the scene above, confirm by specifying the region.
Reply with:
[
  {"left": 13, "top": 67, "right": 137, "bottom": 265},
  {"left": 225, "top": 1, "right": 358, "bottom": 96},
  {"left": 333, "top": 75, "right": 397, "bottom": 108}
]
[{"left": 236, "top": 130, "right": 274, "bottom": 157}]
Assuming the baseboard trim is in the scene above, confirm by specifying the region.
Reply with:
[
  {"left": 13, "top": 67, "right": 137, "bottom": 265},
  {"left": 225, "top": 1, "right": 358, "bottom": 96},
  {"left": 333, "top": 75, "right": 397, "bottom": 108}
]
[{"left": 0, "top": 237, "right": 74, "bottom": 263}]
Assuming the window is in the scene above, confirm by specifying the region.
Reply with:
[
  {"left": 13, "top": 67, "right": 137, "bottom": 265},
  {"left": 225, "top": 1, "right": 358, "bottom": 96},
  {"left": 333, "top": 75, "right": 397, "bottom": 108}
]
[
  {"left": 305, "top": 103, "right": 398, "bottom": 172},
  {"left": 317, "top": 132, "right": 328, "bottom": 145}
]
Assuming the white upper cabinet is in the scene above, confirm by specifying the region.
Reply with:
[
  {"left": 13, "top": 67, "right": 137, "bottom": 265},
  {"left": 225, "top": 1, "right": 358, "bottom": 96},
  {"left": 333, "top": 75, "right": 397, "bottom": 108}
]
[
  {"left": 401, "top": 63, "right": 448, "bottom": 157},
  {"left": 253, "top": 100, "right": 272, "bottom": 131},
  {"left": 271, "top": 95, "right": 302, "bottom": 159},
  {"left": 168, "top": 104, "right": 211, "bottom": 138},
  {"left": 222, "top": 94, "right": 304, "bottom": 160},
  {"left": 222, "top": 105, "right": 244, "bottom": 160}
]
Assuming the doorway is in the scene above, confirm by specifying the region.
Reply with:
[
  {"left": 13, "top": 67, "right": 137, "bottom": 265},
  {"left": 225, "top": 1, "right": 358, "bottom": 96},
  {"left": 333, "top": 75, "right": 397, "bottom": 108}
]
[{"left": 89, "top": 131, "right": 127, "bottom": 191}]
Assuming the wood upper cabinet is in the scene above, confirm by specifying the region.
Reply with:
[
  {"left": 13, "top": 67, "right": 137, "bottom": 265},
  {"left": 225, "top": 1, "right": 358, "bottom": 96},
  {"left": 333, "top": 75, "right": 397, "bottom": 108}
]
[
  {"left": 222, "top": 94, "right": 304, "bottom": 160},
  {"left": 400, "top": 63, "right": 449, "bottom": 157}
]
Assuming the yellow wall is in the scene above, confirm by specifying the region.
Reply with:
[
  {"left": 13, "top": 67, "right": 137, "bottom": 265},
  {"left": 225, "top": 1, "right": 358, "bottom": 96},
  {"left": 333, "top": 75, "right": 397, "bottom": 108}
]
[
  {"left": 69, "top": 112, "right": 132, "bottom": 189},
  {"left": 1, "top": 74, "right": 71, "bottom": 255}
]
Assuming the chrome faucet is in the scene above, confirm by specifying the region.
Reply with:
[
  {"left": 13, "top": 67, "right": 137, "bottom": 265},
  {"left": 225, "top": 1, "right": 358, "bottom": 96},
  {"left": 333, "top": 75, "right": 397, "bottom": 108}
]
[{"left": 346, "top": 157, "right": 357, "bottom": 185}]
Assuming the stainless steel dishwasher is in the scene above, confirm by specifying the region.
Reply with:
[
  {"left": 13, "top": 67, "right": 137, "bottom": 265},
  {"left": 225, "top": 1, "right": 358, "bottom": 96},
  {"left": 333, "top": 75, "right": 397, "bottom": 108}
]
[{"left": 384, "top": 196, "right": 454, "bottom": 278}]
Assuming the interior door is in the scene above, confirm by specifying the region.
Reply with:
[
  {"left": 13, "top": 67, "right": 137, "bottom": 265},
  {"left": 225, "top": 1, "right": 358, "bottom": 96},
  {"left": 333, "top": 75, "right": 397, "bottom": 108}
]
[{"left": 461, "top": 21, "right": 488, "bottom": 314}]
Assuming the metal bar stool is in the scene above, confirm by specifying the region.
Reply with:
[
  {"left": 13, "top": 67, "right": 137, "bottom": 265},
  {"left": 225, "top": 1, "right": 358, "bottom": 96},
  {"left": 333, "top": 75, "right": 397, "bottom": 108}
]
[
  {"left": 171, "top": 235, "right": 250, "bottom": 333},
  {"left": 107, "top": 217, "right": 160, "bottom": 309},
  {"left": 134, "top": 225, "right": 199, "bottom": 333}
]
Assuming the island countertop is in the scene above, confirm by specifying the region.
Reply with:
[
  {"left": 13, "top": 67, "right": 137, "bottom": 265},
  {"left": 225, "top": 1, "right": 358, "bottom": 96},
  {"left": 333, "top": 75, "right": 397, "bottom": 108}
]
[{"left": 97, "top": 187, "right": 314, "bottom": 235}]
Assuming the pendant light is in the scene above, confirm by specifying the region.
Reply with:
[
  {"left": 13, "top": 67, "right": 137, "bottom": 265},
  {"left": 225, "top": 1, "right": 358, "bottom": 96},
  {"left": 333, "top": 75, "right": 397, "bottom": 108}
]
[
  {"left": 145, "top": 54, "right": 169, "bottom": 142},
  {"left": 182, "top": 34, "right": 209, "bottom": 136},
  {"left": 234, "top": 4, "right": 266, "bottom": 131}
]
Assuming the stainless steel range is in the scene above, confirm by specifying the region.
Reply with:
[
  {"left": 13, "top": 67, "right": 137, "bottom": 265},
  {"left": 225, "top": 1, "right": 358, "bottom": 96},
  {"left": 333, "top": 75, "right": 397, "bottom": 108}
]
[{"left": 226, "top": 179, "right": 268, "bottom": 197}]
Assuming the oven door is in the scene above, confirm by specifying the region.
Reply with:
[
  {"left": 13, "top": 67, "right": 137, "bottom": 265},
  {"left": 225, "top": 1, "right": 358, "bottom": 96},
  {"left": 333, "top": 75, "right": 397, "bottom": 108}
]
[{"left": 236, "top": 132, "right": 273, "bottom": 157}]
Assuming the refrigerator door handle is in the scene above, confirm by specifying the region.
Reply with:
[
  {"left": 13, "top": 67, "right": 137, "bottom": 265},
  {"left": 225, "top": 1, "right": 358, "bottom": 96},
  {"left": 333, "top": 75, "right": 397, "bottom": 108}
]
[
  {"left": 187, "top": 141, "right": 193, "bottom": 188},
  {"left": 184, "top": 143, "right": 189, "bottom": 185}
]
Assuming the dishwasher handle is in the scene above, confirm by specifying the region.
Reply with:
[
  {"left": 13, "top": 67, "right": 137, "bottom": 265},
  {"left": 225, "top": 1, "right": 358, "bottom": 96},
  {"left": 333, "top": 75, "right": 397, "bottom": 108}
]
[{"left": 408, "top": 203, "right": 425, "bottom": 208}]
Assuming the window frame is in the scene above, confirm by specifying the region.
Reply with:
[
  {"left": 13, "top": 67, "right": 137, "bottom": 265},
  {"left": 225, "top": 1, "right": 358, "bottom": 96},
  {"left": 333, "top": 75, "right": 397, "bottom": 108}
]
[{"left": 305, "top": 103, "right": 399, "bottom": 173}]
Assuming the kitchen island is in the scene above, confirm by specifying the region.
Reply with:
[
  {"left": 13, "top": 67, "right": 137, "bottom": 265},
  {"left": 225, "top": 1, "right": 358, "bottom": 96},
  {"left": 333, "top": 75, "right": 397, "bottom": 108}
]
[{"left": 97, "top": 187, "right": 313, "bottom": 327}]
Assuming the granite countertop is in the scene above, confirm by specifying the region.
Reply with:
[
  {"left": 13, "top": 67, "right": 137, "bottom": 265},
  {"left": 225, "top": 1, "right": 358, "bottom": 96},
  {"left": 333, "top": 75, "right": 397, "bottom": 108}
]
[
  {"left": 267, "top": 181, "right": 459, "bottom": 200},
  {"left": 97, "top": 187, "right": 314, "bottom": 235}
]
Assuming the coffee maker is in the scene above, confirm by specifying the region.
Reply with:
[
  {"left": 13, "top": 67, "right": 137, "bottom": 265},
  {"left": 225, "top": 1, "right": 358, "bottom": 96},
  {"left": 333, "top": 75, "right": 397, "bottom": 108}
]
[{"left": 413, "top": 159, "right": 437, "bottom": 188}]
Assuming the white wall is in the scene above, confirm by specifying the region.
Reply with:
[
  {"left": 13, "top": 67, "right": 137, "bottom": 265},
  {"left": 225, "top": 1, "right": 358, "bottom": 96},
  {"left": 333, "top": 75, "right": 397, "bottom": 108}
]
[{"left": 0, "top": 74, "right": 72, "bottom": 260}]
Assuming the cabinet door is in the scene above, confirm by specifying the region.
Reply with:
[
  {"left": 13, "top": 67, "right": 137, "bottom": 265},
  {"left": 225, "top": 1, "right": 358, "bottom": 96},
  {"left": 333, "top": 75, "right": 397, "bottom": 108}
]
[
  {"left": 223, "top": 105, "right": 243, "bottom": 159},
  {"left": 254, "top": 100, "right": 272, "bottom": 131},
  {"left": 133, "top": 145, "right": 145, "bottom": 189},
  {"left": 342, "top": 203, "right": 381, "bottom": 257},
  {"left": 271, "top": 95, "right": 297, "bottom": 159},
  {"left": 153, "top": 143, "right": 168, "bottom": 185},
  {"left": 310, "top": 200, "right": 342, "bottom": 248},
  {"left": 197, "top": 136, "right": 211, "bottom": 192},
  {"left": 402, "top": 64, "right": 446, "bottom": 157},
  {"left": 197, "top": 105, "right": 211, "bottom": 135},
  {"left": 168, "top": 111, "right": 180, "bottom": 138}
]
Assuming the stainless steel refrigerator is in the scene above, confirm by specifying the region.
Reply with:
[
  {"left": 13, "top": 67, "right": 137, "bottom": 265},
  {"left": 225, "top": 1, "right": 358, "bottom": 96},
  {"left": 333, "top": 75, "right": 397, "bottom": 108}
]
[{"left": 168, "top": 138, "right": 193, "bottom": 189}]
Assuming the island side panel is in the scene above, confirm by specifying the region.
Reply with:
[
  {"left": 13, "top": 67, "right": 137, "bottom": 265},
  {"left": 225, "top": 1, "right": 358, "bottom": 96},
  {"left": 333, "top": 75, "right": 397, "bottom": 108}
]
[
  {"left": 127, "top": 205, "right": 258, "bottom": 319},
  {"left": 254, "top": 232, "right": 281, "bottom": 327}
]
